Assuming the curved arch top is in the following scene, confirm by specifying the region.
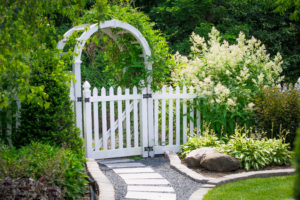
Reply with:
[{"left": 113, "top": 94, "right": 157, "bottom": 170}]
[{"left": 57, "top": 19, "right": 153, "bottom": 135}]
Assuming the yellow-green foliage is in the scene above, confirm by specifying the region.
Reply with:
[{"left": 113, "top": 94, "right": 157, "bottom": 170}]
[{"left": 255, "top": 85, "right": 300, "bottom": 146}]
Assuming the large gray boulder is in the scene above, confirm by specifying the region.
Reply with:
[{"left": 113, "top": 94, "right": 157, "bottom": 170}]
[
  {"left": 200, "top": 152, "right": 240, "bottom": 172},
  {"left": 184, "top": 147, "right": 218, "bottom": 167}
]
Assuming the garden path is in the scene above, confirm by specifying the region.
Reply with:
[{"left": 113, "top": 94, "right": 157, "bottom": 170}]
[{"left": 98, "top": 156, "right": 202, "bottom": 200}]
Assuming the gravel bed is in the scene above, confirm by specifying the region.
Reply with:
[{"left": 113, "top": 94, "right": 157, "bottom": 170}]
[
  {"left": 98, "top": 156, "right": 202, "bottom": 200},
  {"left": 98, "top": 163, "right": 127, "bottom": 200}
]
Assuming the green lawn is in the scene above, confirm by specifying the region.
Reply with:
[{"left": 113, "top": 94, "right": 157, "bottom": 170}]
[{"left": 203, "top": 176, "right": 295, "bottom": 200}]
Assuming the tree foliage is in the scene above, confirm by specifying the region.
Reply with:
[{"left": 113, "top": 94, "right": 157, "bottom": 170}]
[{"left": 134, "top": 0, "right": 300, "bottom": 82}]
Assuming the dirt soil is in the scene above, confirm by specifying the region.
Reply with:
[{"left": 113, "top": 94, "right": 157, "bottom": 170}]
[{"left": 181, "top": 159, "right": 293, "bottom": 178}]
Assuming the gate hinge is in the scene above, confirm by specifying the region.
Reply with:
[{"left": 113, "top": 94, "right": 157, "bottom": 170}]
[
  {"left": 143, "top": 94, "right": 152, "bottom": 99},
  {"left": 77, "top": 97, "right": 82, "bottom": 102},
  {"left": 144, "top": 146, "right": 153, "bottom": 151}
]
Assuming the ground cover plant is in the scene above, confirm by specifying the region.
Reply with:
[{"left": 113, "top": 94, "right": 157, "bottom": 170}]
[
  {"left": 180, "top": 126, "right": 292, "bottom": 170},
  {"left": 172, "top": 27, "right": 283, "bottom": 136},
  {"left": 295, "top": 125, "right": 300, "bottom": 199},
  {"left": 0, "top": 143, "right": 88, "bottom": 199},
  {"left": 203, "top": 175, "right": 295, "bottom": 200}
]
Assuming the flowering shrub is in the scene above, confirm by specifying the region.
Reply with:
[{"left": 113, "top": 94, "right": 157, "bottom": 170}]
[{"left": 172, "top": 28, "right": 284, "bottom": 135}]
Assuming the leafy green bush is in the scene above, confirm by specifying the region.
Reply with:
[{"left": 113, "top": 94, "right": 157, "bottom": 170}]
[
  {"left": 0, "top": 143, "right": 88, "bottom": 199},
  {"left": 295, "top": 126, "right": 300, "bottom": 199},
  {"left": 180, "top": 126, "right": 220, "bottom": 158},
  {"left": 12, "top": 60, "right": 84, "bottom": 156},
  {"left": 180, "top": 126, "right": 292, "bottom": 170},
  {"left": 219, "top": 127, "right": 291, "bottom": 170},
  {"left": 255, "top": 85, "right": 300, "bottom": 147},
  {"left": 172, "top": 28, "right": 283, "bottom": 136}
]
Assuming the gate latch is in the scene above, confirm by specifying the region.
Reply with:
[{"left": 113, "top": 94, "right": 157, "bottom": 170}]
[
  {"left": 144, "top": 146, "right": 153, "bottom": 151},
  {"left": 143, "top": 94, "right": 152, "bottom": 99}
]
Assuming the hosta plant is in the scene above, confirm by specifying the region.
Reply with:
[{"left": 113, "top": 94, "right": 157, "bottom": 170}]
[{"left": 172, "top": 27, "right": 284, "bottom": 136}]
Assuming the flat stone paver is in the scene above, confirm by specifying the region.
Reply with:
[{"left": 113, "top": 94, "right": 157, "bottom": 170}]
[
  {"left": 119, "top": 173, "right": 164, "bottom": 179},
  {"left": 100, "top": 158, "right": 133, "bottom": 164},
  {"left": 100, "top": 159, "right": 177, "bottom": 200},
  {"left": 113, "top": 167, "right": 155, "bottom": 174},
  {"left": 125, "top": 191, "right": 176, "bottom": 200},
  {"left": 127, "top": 185, "right": 174, "bottom": 192},
  {"left": 106, "top": 162, "right": 146, "bottom": 168},
  {"left": 124, "top": 178, "right": 170, "bottom": 185}
]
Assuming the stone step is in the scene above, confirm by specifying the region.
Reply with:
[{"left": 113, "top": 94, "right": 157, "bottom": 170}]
[
  {"left": 119, "top": 173, "right": 164, "bottom": 179},
  {"left": 124, "top": 178, "right": 170, "bottom": 185},
  {"left": 105, "top": 162, "right": 145, "bottom": 168},
  {"left": 127, "top": 185, "right": 175, "bottom": 192},
  {"left": 125, "top": 191, "right": 176, "bottom": 200},
  {"left": 113, "top": 167, "right": 155, "bottom": 174},
  {"left": 98, "top": 158, "right": 133, "bottom": 164}
]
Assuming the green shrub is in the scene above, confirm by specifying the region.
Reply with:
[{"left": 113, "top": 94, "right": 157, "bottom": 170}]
[
  {"left": 180, "top": 126, "right": 292, "bottom": 170},
  {"left": 172, "top": 28, "right": 283, "bottom": 136},
  {"left": 0, "top": 143, "right": 88, "bottom": 199},
  {"left": 180, "top": 126, "right": 220, "bottom": 158},
  {"left": 218, "top": 127, "right": 291, "bottom": 170},
  {"left": 295, "top": 126, "right": 300, "bottom": 200},
  {"left": 12, "top": 61, "right": 84, "bottom": 156},
  {"left": 255, "top": 85, "right": 300, "bottom": 147}
]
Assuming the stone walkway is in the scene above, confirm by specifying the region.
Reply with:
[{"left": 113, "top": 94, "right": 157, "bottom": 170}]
[{"left": 99, "top": 158, "right": 177, "bottom": 200}]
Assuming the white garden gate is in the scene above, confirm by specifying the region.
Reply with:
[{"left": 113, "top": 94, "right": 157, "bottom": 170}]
[
  {"left": 58, "top": 19, "right": 201, "bottom": 159},
  {"left": 81, "top": 82, "right": 200, "bottom": 159}
]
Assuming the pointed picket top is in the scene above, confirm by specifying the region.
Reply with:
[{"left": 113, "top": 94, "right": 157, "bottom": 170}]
[
  {"left": 117, "top": 86, "right": 122, "bottom": 95},
  {"left": 109, "top": 86, "right": 114, "bottom": 95},
  {"left": 168, "top": 85, "right": 173, "bottom": 94},
  {"left": 83, "top": 81, "right": 91, "bottom": 91},
  {"left": 176, "top": 86, "right": 180, "bottom": 94},
  {"left": 101, "top": 87, "right": 106, "bottom": 96},
  {"left": 93, "top": 87, "right": 98, "bottom": 96},
  {"left": 162, "top": 85, "right": 166, "bottom": 94},
  {"left": 183, "top": 86, "right": 187, "bottom": 94},
  {"left": 133, "top": 86, "right": 138, "bottom": 94},
  {"left": 189, "top": 86, "right": 194, "bottom": 94}
]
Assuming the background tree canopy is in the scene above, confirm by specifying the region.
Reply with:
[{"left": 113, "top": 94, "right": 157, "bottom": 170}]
[{"left": 134, "top": 0, "right": 300, "bottom": 83}]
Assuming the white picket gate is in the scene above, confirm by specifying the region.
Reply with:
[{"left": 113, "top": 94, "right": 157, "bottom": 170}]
[{"left": 81, "top": 81, "right": 201, "bottom": 159}]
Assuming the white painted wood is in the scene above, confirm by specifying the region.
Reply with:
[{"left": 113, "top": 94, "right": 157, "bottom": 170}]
[
  {"left": 133, "top": 86, "right": 139, "bottom": 148},
  {"left": 109, "top": 87, "right": 115, "bottom": 150},
  {"left": 197, "top": 110, "right": 201, "bottom": 137},
  {"left": 154, "top": 98, "right": 159, "bottom": 146},
  {"left": 74, "top": 62, "right": 83, "bottom": 136},
  {"left": 89, "top": 147, "right": 143, "bottom": 159},
  {"left": 183, "top": 86, "right": 187, "bottom": 144},
  {"left": 105, "top": 162, "right": 145, "bottom": 168},
  {"left": 141, "top": 87, "right": 148, "bottom": 157},
  {"left": 101, "top": 87, "right": 108, "bottom": 150},
  {"left": 99, "top": 158, "right": 133, "bottom": 164},
  {"left": 125, "top": 88, "right": 131, "bottom": 148},
  {"left": 161, "top": 86, "right": 166, "bottom": 146},
  {"left": 168, "top": 86, "right": 173, "bottom": 146},
  {"left": 93, "top": 87, "right": 100, "bottom": 151},
  {"left": 83, "top": 81, "right": 93, "bottom": 157},
  {"left": 189, "top": 86, "right": 194, "bottom": 136},
  {"left": 117, "top": 87, "right": 123, "bottom": 149},
  {"left": 175, "top": 86, "right": 180, "bottom": 145},
  {"left": 147, "top": 85, "right": 154, "bottom": 157}
]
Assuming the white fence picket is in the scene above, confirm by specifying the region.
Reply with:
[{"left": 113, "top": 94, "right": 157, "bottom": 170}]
[
  {"left": 117, "top": 87, "right": 123, "bottom": 149},
  {"left": 109, "top": 87, "right": 115, "bottom": 150},
  {"left": 161, "top": 86, "right": 166, "bottom": 146},
  {"left": 182, "top": 86, "right": 187, "bottom": 144},
  {"left": 133, "top": 86, "right": 139, "bottom": 147},
  {"left": 168, "top": 86, "right": 173, "bottom": 145},
  {"left": 125, "top": 88, "right": 131, "bottom": 148},
  {"left": 101, "top": 87, "right": 107, "bottom": 150},
  {"left": 93, "top": 87, "right": 100, "bottom": 151},
  {"left": 83, "top": 81, "right": 93, "bottom": 157},
  {"left": 189, "top": 86, "right": 194, "bottom": 136},
  {"left": 154, "top": 98, "right": 159, "bottom": 146},
  {"left": 175, "top": 86, "right": 180, "bottom": 145}
]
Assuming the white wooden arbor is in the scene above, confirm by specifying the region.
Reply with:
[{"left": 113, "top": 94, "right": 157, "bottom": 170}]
[{"left": 57, "top": 19, "right": 153, "bottom": 135}]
